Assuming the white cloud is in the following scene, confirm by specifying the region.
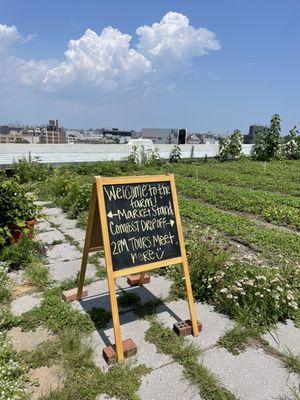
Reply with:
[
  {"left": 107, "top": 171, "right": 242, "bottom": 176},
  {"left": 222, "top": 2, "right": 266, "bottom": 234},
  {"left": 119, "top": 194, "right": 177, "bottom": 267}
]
[
  {"left": 0, "top": 13, "right": 220, "bottom": 93},
  {"left": 136, "top": 12, "right": 220, "bottom": 65},
  {"left": 43, "top": 27, "right": 152, "bottom": 90},
  {"left": 0, "top": 24, "right": 21, "bottom": 51}
]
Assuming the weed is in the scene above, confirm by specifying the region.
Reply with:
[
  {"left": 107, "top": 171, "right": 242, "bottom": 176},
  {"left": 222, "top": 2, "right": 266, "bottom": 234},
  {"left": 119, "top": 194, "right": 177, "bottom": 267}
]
[
  {"left": 24, "top": 262, "right": 50, "bottom": 289},
  {"left": 282, "top": 349, "right": 300, "bottom": 375},
  {"left": 218, "top": 325, "right": 267, "bottom": 355},
  {"left": 51, "top": 239, "right": 64, "bottom": 246}
]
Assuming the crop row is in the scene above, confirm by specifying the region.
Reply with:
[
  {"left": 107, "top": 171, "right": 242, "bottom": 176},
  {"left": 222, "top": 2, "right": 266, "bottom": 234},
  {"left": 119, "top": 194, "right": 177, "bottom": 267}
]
[
  {"left": 206, "top": 160, "right": 300, "bottom": 182},
  {"left": 175, "top": 176, "right": 300, "bottom": 229},
  {"left": 170, "top": 163, "right": 300, "bottom": 197},
  {"left": 179, "top": 196, "right": 300, "bottom": 260}
]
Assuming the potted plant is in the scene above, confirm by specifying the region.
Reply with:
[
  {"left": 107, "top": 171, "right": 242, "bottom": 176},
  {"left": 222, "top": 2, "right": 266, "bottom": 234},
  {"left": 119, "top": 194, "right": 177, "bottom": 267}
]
[{"left": 0, "top": 178, "right": 41, "bottom": 245}]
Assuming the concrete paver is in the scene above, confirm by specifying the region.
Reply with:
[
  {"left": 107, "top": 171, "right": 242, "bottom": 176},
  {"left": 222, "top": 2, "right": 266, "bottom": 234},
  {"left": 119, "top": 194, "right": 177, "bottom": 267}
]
[
  {"left": 117, "top": 275, "right": 172, "bottom": 303},
  {"left": 10, "top": 293, "right": 42, "bottom": 316},
  {"left": 102, "top": 312, "right": 173, "bottom": 371},
  {"left": 157, "top": 300, "right": 234, "bottom": 350},
  {"left": 48, "top": 259, "right": 97, "bottom": 282},
  {"left": 36, "top": 229, "right": 66, "bottom": 245},
  {"left": 36, "top": 219, "right": 55, "bottom": 232},
  {"left": 63, "top": 227, "right": 86, "bottom": 247},
  {"left": 138, "top": 362, "right": 202, "bottom": 400},
  {"left": 46, "top": 242, "right": 82, "bottom": 261},
  {"left": 200, "top": 346, "right": 300, "bottom": 400},
  {"left": 43, "top": 207, "right": 64, "bottom": 216},
  {"left": 263, "top": 319, "right": 300, "bottom": 356},
  {"left": 8, "top": 326, "right": 55, "bottom": 351},
  {"left": 26, "top": 365, "right": 65, "bottom": 400},
  {"left": 47, "top": 213, "right": 77, "bottom": 230}
]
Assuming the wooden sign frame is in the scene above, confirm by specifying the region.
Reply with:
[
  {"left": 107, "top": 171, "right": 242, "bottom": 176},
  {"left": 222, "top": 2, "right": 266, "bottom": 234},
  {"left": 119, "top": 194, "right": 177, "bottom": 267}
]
[{"left": 77, "top": 174, "right": 199, "bottom": 363}]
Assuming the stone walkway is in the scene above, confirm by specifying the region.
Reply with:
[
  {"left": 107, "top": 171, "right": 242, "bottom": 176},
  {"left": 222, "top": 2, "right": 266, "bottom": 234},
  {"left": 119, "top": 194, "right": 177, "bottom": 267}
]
[{"left": 9, "top": 204, "right": 300, "bottom": 400}]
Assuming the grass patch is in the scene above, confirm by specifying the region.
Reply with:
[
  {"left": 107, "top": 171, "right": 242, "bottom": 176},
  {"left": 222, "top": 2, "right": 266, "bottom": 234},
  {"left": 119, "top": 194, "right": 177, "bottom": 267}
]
[
  {"left": 31, "top": 329, "right": 150, "bottom": 400},
  {"left": 89, "top": 252, "right": 106, "bottom": 279},
  {"left": 282, "top": 350, "right": 300, "bottom": 375},
  {"left": 146, "top": 318, "right": 237, "bottom": 400},
  {"left": 64, "top": 234, "right": 81, "bottom": 251},
  {"left": 218, "top": 325, "right": 267, "bottom": 355},
  {"left": 19, "top": 288, "right": 94, "bottom": 334},
  {"left": 24, "top": 261, "right": 51, "bottom": 289},
  {"left": 58, "top": 273, "right": 94, "bottom": 292}
]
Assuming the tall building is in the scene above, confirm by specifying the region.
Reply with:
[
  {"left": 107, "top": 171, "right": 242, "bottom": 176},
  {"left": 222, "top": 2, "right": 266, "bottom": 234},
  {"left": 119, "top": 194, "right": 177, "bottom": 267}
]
[
  {"left": 244, "top": 125, "right": 269, "bottom": 144},
  {"left": 40, "top": 120, "right": 66, "bottom": 144}
]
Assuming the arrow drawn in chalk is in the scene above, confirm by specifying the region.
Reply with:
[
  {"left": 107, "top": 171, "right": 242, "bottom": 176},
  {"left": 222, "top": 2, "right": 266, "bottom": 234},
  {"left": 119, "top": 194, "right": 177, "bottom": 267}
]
[
  {"left": 166, "top": 219, "right": 175, "bottom": 227},
  {"left": 107, "top": 211, "right": 118, "bottom": 218}
]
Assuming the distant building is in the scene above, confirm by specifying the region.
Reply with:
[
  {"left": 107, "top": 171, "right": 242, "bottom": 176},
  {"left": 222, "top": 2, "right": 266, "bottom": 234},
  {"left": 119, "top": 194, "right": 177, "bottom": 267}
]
[
  {"left": 140, "top": 128, "right": 187, "bottom": 144},
  {"left": 40, "top": 120, "right": 66, "bottom": 144},
  {"left": 187, "top": 133, "right": 219, "bottom": 144},
  {"left": 0, "top": 130, "right": 30, "bottom": 144},
  {"left": 244, "top": 125, "right": 269, "bottom": 144},
  {"left": 66, "top": 130, "right": 82, "bottom": 144}
]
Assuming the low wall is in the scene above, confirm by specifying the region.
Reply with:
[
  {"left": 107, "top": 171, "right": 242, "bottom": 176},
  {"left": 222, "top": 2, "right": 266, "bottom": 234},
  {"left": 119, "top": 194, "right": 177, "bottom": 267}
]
[{"left": 0, "top": 143, "right": 253, "bottom": 168}]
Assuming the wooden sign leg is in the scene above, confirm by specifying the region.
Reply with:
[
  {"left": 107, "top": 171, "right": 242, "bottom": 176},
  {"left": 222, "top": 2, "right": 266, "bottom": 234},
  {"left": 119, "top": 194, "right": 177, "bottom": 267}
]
[
  {"left": 77, "top": 183, "right": 97, "bottom": 300},
  {"left": 182, "top": 257, "right": 199, "bottom": 336},
  {"left": 107, "top": 274, "right": 124, "bottom": 363}
]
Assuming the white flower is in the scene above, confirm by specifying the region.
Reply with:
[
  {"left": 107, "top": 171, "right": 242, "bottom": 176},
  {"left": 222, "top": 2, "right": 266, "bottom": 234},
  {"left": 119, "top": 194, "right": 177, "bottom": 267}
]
[
  {"left": 226, "top": 294, "right": 233, "bottom": 299},
  {"left": 220, "top": 288, "right": 228, "bottom": 293}
]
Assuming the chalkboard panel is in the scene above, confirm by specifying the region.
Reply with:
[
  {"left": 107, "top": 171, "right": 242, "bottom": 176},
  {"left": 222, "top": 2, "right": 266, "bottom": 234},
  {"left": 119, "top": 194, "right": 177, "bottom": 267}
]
[{"left": 102, "top": 180, "right": 181, "bottom": 271}]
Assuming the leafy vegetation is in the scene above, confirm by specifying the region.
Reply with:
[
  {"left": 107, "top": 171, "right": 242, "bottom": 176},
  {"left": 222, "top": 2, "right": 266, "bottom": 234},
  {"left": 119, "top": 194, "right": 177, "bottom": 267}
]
[
  {"left": 0, "top": 177, "right": 41, "bottom": 245},
  {"left": 219, "top": 129, "right": 243, "bottom": 161}
]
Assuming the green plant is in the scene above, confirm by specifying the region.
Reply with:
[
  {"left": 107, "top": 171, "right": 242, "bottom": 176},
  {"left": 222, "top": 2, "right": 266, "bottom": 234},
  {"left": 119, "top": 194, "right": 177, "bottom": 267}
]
[
  {"left": 0, "top": 333, "right": 28, "bottom": 400},
  {"left": 0, "top": 236, "right": 46, "bottom": 271},
  {"left": 219, "top": 130, "right": 242, "bottom": 161},
  {"left": 13, "top": 156, "right": 51, "bottom": 183},
  {"left": 218, "top": 325, "right": 266, "bottom": 355},
  {"left": 282, "top": 349, "right": 300, "bottom": 374},
  {"left": 0, "top": 177, "right": 41, "bottom": 245},
  {"left": 0, "top": 307, "right": 17, "bottom": 331},
  {"left": 283, "top": 126, "right": 300, "bottom": 160},
  {"left": 253, "top": 114, "right": 281, "bottom": 161},
  {"left": 169, "top": 145, "right": 181, "bottom": 163},
  {"left": 25, "top": 262, "right": 51, "bottom": 289},
  {"left": 0, "top": 263, "right": 11, "bottom": 302}
]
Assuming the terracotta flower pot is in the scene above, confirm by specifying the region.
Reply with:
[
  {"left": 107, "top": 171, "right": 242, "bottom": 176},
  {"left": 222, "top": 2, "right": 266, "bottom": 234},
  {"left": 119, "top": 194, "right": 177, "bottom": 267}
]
[{"left": 9, "top": 219, "right": 36, "bottom": 243}]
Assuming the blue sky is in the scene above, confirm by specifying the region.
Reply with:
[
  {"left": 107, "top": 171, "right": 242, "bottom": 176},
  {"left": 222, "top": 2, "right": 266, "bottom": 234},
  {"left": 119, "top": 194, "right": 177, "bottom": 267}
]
[{"left": 0, "top": 0, "right": 299, "bottom": 134}]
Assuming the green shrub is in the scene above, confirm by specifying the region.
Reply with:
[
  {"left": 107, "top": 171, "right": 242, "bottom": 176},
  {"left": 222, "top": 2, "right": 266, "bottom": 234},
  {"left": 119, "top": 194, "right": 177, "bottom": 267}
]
[
  {"left": 171, "top": 231, "right": 300, "bottom": 327},
  {"left": 0, "top": 177, "right": 41, "bottom": 245},
  {"left": 13, "top": 156, "right": 52, "bottom": 183},
  {"left": 0, "top": 236, "right": 46, "bottom": 271}
]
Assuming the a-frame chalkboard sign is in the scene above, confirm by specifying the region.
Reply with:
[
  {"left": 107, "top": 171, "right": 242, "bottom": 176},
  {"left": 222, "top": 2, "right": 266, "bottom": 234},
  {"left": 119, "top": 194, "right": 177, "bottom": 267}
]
[{"left": 77, "top": 174, "right": 199, "bottom": 363}]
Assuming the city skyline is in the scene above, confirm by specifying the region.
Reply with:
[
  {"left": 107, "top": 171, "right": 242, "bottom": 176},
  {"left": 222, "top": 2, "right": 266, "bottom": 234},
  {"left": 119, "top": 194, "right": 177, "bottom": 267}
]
[{"left": 0, "top": 0, "right": 299, "bottom": 133}]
